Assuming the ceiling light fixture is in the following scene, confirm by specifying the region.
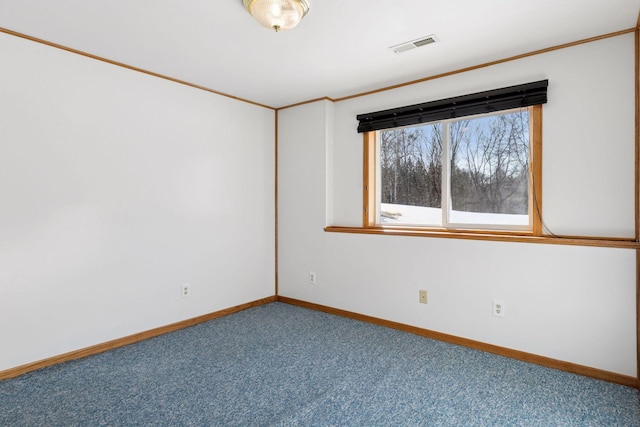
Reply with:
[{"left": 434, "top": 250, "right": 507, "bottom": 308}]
[{"left": 242, "top": 0, "right": 310, "bottom": 32}]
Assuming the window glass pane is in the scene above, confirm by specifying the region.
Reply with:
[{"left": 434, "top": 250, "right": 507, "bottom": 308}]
[
  {"left": 379, "top": 123, "right": 442, "bottom": 225},
  {"left": 449, "top": 111, "right": 529, "bottom": 226}
]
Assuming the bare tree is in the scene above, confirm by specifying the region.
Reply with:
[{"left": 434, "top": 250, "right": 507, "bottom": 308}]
[
  {"left": 456, "top": 112, "right": 529, "bottom": 214},
  {"left": 381, "top": 127, "right": 424, "bottom": 205},
  {"left": 380, "top": 110, "right": 529, "bottom": 216}
]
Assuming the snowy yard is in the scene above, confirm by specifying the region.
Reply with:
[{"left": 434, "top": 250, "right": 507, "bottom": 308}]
[{"left": 380, "top": 203, "right": 529, "bottom": 227}]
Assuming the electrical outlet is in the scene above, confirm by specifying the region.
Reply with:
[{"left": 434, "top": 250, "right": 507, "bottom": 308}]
[
  {"left": 419, "top": 290, "right": 428, "bottom": 304},
  {"left": 309, "top": 271, "right": 317, "bottom": 285},
  {"left": 492, "top": 299, "right": 505, "bottom": 317},
  {"left": 181, "top": 283, "right": 191, "bottom": 298}
]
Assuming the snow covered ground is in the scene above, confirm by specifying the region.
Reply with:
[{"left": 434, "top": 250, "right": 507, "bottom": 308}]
[{"left": 380, "top": 203, "right": 529, "bottom": 227}]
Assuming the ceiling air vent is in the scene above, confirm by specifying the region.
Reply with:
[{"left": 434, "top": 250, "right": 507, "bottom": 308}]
[{"left": 389, "top": 35, "right": 439, "bottom": 54}]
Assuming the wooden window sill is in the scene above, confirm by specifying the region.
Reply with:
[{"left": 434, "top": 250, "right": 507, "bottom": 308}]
[{"left": 324, "top": 226, "right": 640, "bottom": 249}]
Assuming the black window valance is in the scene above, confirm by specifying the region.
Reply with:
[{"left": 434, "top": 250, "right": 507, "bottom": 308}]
[{"left": 356, "top": 80, "right": 548, "bottom": 133}]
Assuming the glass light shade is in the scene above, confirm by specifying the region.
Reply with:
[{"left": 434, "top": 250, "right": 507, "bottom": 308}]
[{"left": 243, "top": 0, "right": 310, "bottom": 32}]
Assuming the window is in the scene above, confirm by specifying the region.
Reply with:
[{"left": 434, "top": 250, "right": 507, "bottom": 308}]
[
  {"left": 371, "top": 107, "right": 540, "bottom": 232},
  {"left": 359, "top": 82, "right": 546, "bottom": 235}
]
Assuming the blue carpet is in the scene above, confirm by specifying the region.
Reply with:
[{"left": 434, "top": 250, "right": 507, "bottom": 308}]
[{"left": 1, "top": 302, "right": 638, "bottom": 426}]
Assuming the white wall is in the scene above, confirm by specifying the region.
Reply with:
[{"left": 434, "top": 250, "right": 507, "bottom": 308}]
[
  {"left": 278, "top": 34, "right": 637, "bottom": 377},
  {"left": 279, "top": 101, "right": 332, "bottom": 298},
  {"left": 0, "top": 33, "right": 275, "bottom": 372},
  {"left": 332, "top": 35, "right": 635, "bottom": 237}
]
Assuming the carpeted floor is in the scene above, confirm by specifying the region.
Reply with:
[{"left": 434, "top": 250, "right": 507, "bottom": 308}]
[{"left": 1, "top": 302, "right": 638, "bottom": 426}]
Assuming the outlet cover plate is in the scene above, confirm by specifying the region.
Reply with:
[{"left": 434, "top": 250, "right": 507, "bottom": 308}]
[
  {"left": 181, "top": 283, "right": 191, "bottom": 298},
  {"left": 492, "top": 299, "right": 505, "bottom": 317},
  {"left": 419, "top": 290, "right": 428, "bottom": 304}
]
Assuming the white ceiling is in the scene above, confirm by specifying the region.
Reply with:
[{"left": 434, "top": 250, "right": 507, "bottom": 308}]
[{"left": 0, "top": 0, "right": 638, "bottom": 108}]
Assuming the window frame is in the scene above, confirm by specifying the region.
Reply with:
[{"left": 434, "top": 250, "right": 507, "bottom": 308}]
[{"left": 363, "top": 105, "right": 543, "bottom": 237}]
